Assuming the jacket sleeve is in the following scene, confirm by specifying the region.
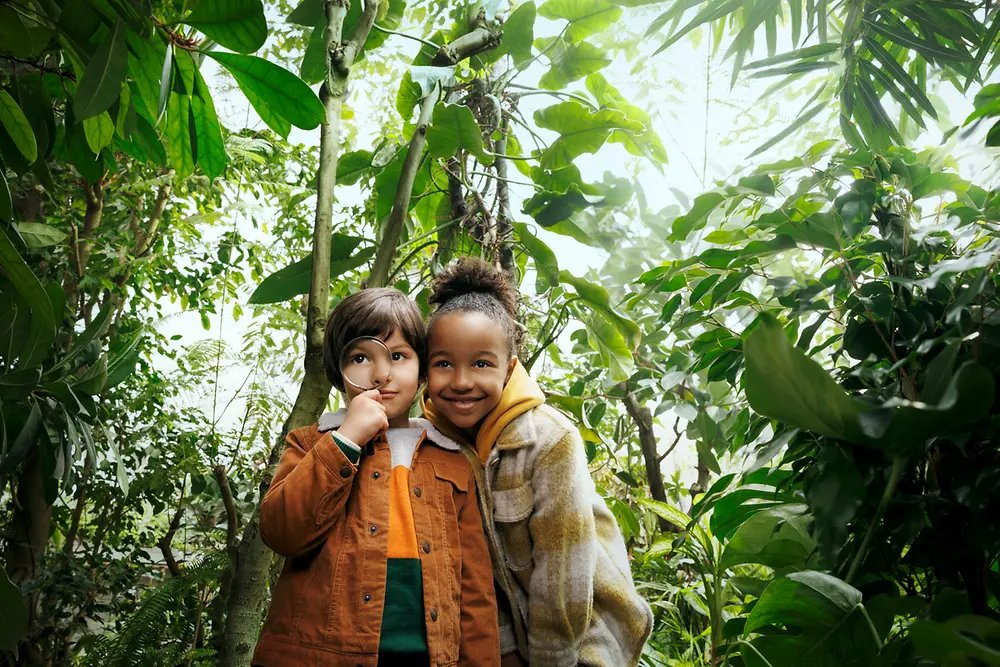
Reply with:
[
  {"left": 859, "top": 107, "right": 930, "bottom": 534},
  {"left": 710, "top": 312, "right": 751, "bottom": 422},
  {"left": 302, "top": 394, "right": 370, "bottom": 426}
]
[
  {"left": 458, "top": 464, "right": 501, "bottom": 666},
  {"left": 526, "top": 430, "right": 597, "bottom": 667},
  {"left": 259, "top": 426, "right": 361, "bottom": 558}
]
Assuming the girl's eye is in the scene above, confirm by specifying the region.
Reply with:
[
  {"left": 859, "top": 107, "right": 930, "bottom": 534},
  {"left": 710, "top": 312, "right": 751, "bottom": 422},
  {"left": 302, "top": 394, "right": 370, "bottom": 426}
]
[
  {"left": 392, "top": 352, "right": 405, "bottom": 361},
  {"left": 433, "top": 360, "right": 452, "bottom": 368},
  {"left": 474, "top": 360, "right": 492, "bottom": 369},
  {"left": 350, "top": 354, "right": 368, "bottom": 364}
]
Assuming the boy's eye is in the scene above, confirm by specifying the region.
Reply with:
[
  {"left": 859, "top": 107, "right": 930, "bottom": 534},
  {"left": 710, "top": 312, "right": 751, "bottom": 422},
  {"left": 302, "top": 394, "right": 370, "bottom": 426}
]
[
  {"left": 391, "top": 352, "right": 406, "bottom": 361},
  {"left": 350, "top": 354, "right": 369, "bottom": 364}
]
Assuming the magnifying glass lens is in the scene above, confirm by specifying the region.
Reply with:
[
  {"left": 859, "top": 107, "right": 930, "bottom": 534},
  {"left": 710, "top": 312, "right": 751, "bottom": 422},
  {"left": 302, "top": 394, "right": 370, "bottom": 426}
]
[{"left": 340, "top": 337, "right": 393, "bottom": 391}]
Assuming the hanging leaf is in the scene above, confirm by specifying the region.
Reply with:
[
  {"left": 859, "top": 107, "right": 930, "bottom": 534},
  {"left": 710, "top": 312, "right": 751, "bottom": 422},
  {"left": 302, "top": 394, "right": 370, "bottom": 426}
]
[
  {"left": 653, "top": 0, "right": 743, "bottom": 56},
  {"left": 538, "top": 39, "right": 611, "bottom": 89},
  {"left": 538, "top": 0, "right": 622, "bottom": 43},
  {"left": 910, "top": 616, "right": 1000, "bottom": 666},
  {"left": 0, "top": 170, "right": 10, "bottom": 222},
  {"left": 336, "top": 150, "right": 374, "bottom": 185},
  {"left": 0, "top": 90, "right": 37, "bottom": 164},
  {"left": 513, "top": 222, "right": 560, "bottom": 293},
  {"left": 75, "top": 19, "right": 128, "bottom": 120},
  {"left": 249, "top": 235, "right": 371, "bottom": 304},
  {"left": 184, "top": 0, "right": 267, "bottom": 54},
  {"left": 299, "top": 22, "right": 326, "bottom": 84},
  {"left": 498, "top": 1, "right": 535, "bottom": 65},
  {"left": 206, "top": 52, "right": 325, "bottom": 130},
  {"left": 83, "top": 112, "right": 114, "bottom": 154},
  {"left": 559, "top": 270, "right": 641, "bottom": 348},
  {"left": 0, "top": 227, "right": 55, "bottom": 369},
  {"left": 720, "top": 503, "right": 816, "bottom": 569},
  {"left": 585, "top": 315, "right": 634, "bottom": 382},
  {"left": 191, "top": 67, "right": 227, "bottom": 180},
  {"left": 533, "top": 102, "right": 643, "bottom": 170},
  {"left": 0, "top": 565, "right": 28, "bottom": 652},
  {"left": 15, "top": 77, "right": 55, "bottom": 159},
  {"left": 669, "top": 192, "right": 725, "bottom": 241},
  {"left": 426, "top": 103, "right": 494, "bottom": 165},
  {"left": 157, "top": 42, "right": 173, "bottom": 122},
  {"left": 13, "top": 223, "right": 67, "bottom": 248},
  {"left": 166, "top": 93, "right": 195, "bottom": 178}
]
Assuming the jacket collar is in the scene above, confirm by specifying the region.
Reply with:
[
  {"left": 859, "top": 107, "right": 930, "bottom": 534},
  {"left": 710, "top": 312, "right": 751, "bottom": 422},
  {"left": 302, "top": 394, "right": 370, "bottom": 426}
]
[{"left": 318, "top": 409, "right": 460, "bottom": 452}]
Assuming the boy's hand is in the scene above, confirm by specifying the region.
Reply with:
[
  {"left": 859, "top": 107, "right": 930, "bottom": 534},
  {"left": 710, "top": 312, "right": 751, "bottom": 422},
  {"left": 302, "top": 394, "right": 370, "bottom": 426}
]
[{"left": 337, "top": 389, "right": 389, "bottom": 447}]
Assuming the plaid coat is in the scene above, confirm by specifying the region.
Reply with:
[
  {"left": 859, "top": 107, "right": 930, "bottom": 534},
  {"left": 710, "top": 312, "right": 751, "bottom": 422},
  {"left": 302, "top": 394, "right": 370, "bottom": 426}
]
[{"left": 468, "top": 403, "right": 653, "bottom": 667}]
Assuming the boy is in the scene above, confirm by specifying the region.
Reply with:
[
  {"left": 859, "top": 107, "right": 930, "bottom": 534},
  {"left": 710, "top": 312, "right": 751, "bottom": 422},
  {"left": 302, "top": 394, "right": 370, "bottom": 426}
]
[{"left": 254, "top": 288, "right": 500, "bottom": 666}]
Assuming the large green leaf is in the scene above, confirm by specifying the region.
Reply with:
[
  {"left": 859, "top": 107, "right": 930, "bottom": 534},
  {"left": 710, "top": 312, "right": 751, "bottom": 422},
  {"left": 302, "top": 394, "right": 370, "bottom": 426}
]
[
  {"left": 910, "top": 616, "right": 1000, "bottom": 666},
  {"left": 75, "top": 19, "right": 128, "bottom": 120},
  {"left": 427, "top": 103, "right": 494, "bottom": 165},
  {"left": 192, "top": 67, "right": 227, "bottom": 180},
  {"left": 559, "top": 270, "right": 640, "bottom": 348},
  {"left": 498, "top": 1, "right": 535, "bottom": 65},
  {"left": 720, "top": 503, "right": 816, "bottom": 569},
  {"left": 533, "top": 102, "right": 643, "bottom": 170},
  {"left": 538, "top": 0, "right": 622, "bottom": 43},
  {"left": 513, "top": 222, "right": 560, "bottom": 293},
  {"left": 538, "top": 39, "right": 611, "bottom": 90},
  {"left": 83, "top": 111, "right": 114, "bottom": 154},
  {"left": 13, "top": 223, "right": 67, "bottom": 248},
  {"left": 206, "top": 52, "right": 324, "bottom": 130},
  {"left": 166, "top": 93, "right": 194, "bottom": 178},
  {"left": 248, "top": 235, "right": 371, "bottom": 304},
  {"left": 336, "top": 149, "right": 374, "bottom": 185},
  {"left": 0, "top": 228, "right": 54, "bottom": 369},
  {"left": 0, "top": 90, "right": 37, "bottom": 164},
  {"left": 669, "top": 192, "right": 725, "bottom": 241},
  {"left": 0, "top": 564, "right": 27, "bottom": 652},
  {"left": 184, "top": 0, "right": 267, "bottom": 54},
  {"left": 585, "top": 315, "right": 633, "bottom": 382},
  {"left": 743, "top": 572, "right": 880, "bottom": 667},
  {"left": 585, "top": 73, "right": 666, "bottom": 164}
]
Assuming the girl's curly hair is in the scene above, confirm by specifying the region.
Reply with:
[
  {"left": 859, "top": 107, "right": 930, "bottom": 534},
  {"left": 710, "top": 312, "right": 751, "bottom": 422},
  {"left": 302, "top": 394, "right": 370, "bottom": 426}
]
[{"left": 429, "top": 257, "right": 522, "bottom": 355}]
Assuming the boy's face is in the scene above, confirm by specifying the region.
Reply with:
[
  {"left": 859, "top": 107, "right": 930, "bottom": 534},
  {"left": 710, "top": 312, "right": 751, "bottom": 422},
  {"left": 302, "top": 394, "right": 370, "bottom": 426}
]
[
  {"left": 427, "top": 312, "right": 515, "bottom": 431},
  {"left": 343, "top": 328, "right": 421, "bottom": 426}
]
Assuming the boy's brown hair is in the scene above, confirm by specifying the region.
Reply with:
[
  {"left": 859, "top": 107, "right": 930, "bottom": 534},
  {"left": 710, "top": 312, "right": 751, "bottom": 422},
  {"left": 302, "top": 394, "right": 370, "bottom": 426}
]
[{"left": 323, "top": 288, "right": 427, "bottom": 391}]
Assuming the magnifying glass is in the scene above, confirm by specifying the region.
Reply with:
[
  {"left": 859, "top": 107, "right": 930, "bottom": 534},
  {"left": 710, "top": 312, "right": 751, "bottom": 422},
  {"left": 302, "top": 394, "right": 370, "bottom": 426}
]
[{"left": 340, "top": 336, "right": 393, "bottom": 392}]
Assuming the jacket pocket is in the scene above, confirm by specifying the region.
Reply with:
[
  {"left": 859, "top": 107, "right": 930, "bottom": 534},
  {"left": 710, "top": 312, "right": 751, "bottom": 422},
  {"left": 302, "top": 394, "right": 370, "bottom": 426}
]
[{"left": 492, "top": 484, "right": 534, "bottom": 572}]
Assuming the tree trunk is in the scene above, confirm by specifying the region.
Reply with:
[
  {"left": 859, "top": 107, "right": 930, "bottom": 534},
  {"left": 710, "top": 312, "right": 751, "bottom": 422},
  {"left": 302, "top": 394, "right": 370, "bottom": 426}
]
[
  {"left": 622, "top": 390, "right": 675, "bottom": 533},
  {"left": 218, "top": 2, "right": 377, "bottom": 664},
  {"left": 492, "top": 129, "right": 516, "bottom": 280}
]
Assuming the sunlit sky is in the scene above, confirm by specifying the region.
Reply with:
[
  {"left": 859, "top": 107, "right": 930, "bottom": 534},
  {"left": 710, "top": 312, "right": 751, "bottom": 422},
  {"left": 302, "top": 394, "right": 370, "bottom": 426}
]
[{"left": 156, "top": 3, "right": 1000, "bottom": 492}]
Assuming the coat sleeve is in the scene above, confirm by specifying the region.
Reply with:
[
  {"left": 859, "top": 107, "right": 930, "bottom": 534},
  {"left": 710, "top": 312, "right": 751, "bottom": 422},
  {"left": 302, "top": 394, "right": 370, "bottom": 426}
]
[
  {"left": 259, "top": 426, "right": 362, "bottom": 558},
  {"left": 526, "top": 430, "right": 597, "bottom": 667},
  {"left": 458, "top": 464, "right": 501, "bottom": 666}
]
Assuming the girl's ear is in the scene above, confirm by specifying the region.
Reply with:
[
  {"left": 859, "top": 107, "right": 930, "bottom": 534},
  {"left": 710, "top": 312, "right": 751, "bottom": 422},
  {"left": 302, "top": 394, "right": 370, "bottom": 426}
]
[{"left": 505, "top": 356, "right": 518, "bottom": 384}]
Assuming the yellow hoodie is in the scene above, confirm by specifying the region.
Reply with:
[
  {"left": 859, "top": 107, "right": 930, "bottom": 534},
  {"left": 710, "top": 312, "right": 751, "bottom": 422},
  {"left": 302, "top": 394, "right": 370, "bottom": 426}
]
[{"left": 420, "top": 360, "right": 545, "bottom": 464}]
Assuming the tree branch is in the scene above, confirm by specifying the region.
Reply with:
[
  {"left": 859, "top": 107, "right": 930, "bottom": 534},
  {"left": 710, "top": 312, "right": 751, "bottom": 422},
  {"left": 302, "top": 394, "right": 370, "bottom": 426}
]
[
  {"left": 336, "top": 0, "right": 378, "bottom": 74},
  {"left": 62, "top": 458, "right": 92, "bottom": 555},
  {"left": 658, "top": 417, "right": 683, "bottom": 463},
  {"left": 621, "top": 383, "right": 676, "bottom": 533},
  {"left": 213, "top": 465, "right": 239, "bottom": 555},
  {"left": 134, "top": 174, "right": 173, "bottom": 257},
  {"left": 369, "top": 89, "right": 439, "bottom": 287},
  {"left": 157, "top": 488, "right": 186, "bottom": 577},
  {"left": 431, "top": 26, "right": 502, "bottom": 66},
  {"left": 492, "top": 127, "right": 515, "bottom": 279}
]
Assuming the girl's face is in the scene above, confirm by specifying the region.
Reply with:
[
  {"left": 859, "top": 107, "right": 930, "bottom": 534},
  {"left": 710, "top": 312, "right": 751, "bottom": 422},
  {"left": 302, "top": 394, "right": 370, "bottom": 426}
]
[
  {"left": 427, "top": 312, "right": 515, "bottom": 430},
  {"left": 343, "top": 328, "right": 422, "bottom": 427}
]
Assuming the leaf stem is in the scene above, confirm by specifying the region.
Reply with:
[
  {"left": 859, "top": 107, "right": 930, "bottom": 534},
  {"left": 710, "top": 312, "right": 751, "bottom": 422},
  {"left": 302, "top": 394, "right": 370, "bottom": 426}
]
[
  {"left": 845, "top": 454, "right": 905, "bottom": 585},
  {"left": 371, "top": 23, "right": 441, "bottom": 51},
  {"left": 507, "top": 84, "right": 599, "bottom": 110}
]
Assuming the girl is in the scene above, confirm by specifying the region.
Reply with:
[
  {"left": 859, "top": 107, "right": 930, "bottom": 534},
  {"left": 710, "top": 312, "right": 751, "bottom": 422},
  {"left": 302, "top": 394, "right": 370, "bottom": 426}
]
[
  {"left": 254, "top": 287, "right": 499, "bottom": 667},
  {"left": 420, "top": 259, "right": 653, "bottom": 667}
]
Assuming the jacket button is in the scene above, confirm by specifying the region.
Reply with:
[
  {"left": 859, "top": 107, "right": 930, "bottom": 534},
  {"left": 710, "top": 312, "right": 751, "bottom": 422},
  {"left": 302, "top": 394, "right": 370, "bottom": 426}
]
[
  {"left": 430, "top": 608, "right": 438, "bottom": 621},
  {"left": 340, "top": 465, "right": 352, "bottom": 478},
  {"left": 363, "top": 593, "right": 371, "bottom": 603},
  {"left": 413, "top": 487, "right": 421, "bottom": 498},
  {"left": 423, "top": 541, "right": 431, "bottom": 554},
  {"left": 369, "top": 525, "right": 378, "bottom": 535},
  {"left": 372, "top": 471, "right": 380, "bottom": 479}
]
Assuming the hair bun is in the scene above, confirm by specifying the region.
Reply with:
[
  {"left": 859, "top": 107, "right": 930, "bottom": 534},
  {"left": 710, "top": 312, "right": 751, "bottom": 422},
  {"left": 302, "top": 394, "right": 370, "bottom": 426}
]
[{"left": 430, "top": 257, "right": 518, "bottom": 319}]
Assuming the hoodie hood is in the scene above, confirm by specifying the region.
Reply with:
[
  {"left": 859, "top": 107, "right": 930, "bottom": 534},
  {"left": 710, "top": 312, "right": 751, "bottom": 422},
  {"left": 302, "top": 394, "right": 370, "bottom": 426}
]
[{"left": 420, "top": 360, "right": 545, "bottom": 464}]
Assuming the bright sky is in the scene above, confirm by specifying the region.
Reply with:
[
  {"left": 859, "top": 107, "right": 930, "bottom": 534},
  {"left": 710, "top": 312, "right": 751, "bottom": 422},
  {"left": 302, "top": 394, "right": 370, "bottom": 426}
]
[{"left": 155, "top": 4, "right": 1000, "bottom": 492}]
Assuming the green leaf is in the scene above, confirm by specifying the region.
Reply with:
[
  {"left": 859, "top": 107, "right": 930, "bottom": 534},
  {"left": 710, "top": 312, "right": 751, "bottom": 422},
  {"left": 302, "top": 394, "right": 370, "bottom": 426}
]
[
  {"left": 207, "top": 52, "right": 325, "bottom": 130},
  {"left": 288, "top": 0, "right": 323, "bottom": 25},
  {"left": 83, "top": 112, "right": 114, "bottom": 154},
  {"left": 0, "top": 228, "right": 54, "bottom": 369},
  {"left": 743, "top": 572, "right": 880, "bottom": 666},
  {"left": 513, "top": 222, "right": 560, "bottom": 293},
  {"left": 744, "top": 42, "right": 840, "bottom": 69},
  {"left": 910, "top": 616, "right": 1000, "bottom": 666},
  {"left": 560, "top": 270, "right": 641, "bottom": 348},
  {"left": 533, "top": 102, "right": 643, "bottom": 170},
  {"left": 669, "top": 192, "right": 725, "bottom": 241},
  {"left": 638, "top": 498, "right": 691, "bottom": 532},
  {"left": 73, "top": 354, "right": 108, "bottom": 395},
  {"left": 336, "top": 149, "right": 374, "bottom": 185},
  {"left": 0, "top": 90, "right": 37, "bottom": 163},
  {"left": 75, "top": 19, "right": 128, "bottom": 120},
  {"left": 427, "top": 103, "right": 494, "bottom": 165},
  {"left": 721, "top": 503, "right": 816, "bottom": 569},
  {"left": 499, "top": 1, "right": 535, "bottom": 65},
  {"left": 538, "top": 39, "right": 611, "bottom": 90},
  {"left": 299, "top": 22, "right": 326, "bottom": 84},
  {"left": 538, "top": 0, "right": 622, "bottom": 43},
  {"left": 0, "top": 565, "right": 28, "bottom": 652},
  {"left": 736, "top": 173, "right": 775, "bottom": 196},
  {"left": 585, "top": 315, "right": 634, "bottom": 382},
  {"left": 804, "top": 445, "right": 864, "bottom": 563},
  {"left": 105, "top": 332, "right": 144, "bottom": 389},
  {"left": 863, "top": 36, "right": 937, "bottom": 120},
  {"left": 748, "top": 100, "right": 825, "bottom": 159},
  {"left": 192, "top": 67, "right": 227, "bottom": 180},
  {"left": 653, "top": 0, "right": 742, "bottom": 56},
  {"left": 586, "top": 73, "right": 667, "bottom": 164},
  {"left": 13, "top": 222, "right": 67, "bottom": 248},
  {"left": 248, "top": 235, "right": 371, "bottom": 304},
  {"left": 184, "top": 0, "right": 267, "bottom": 54},
  {"left": 0, "top": 171, "right": 10, "bottom": 221},
  {"left": 166, "top": 93, "right": 195, "bottom": 178},
  {"left": 16, "top": 76, "right": 55, "bottom": 159},
  {"left": 241, "top": 85, "right": 291, "bottom": 138}
]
